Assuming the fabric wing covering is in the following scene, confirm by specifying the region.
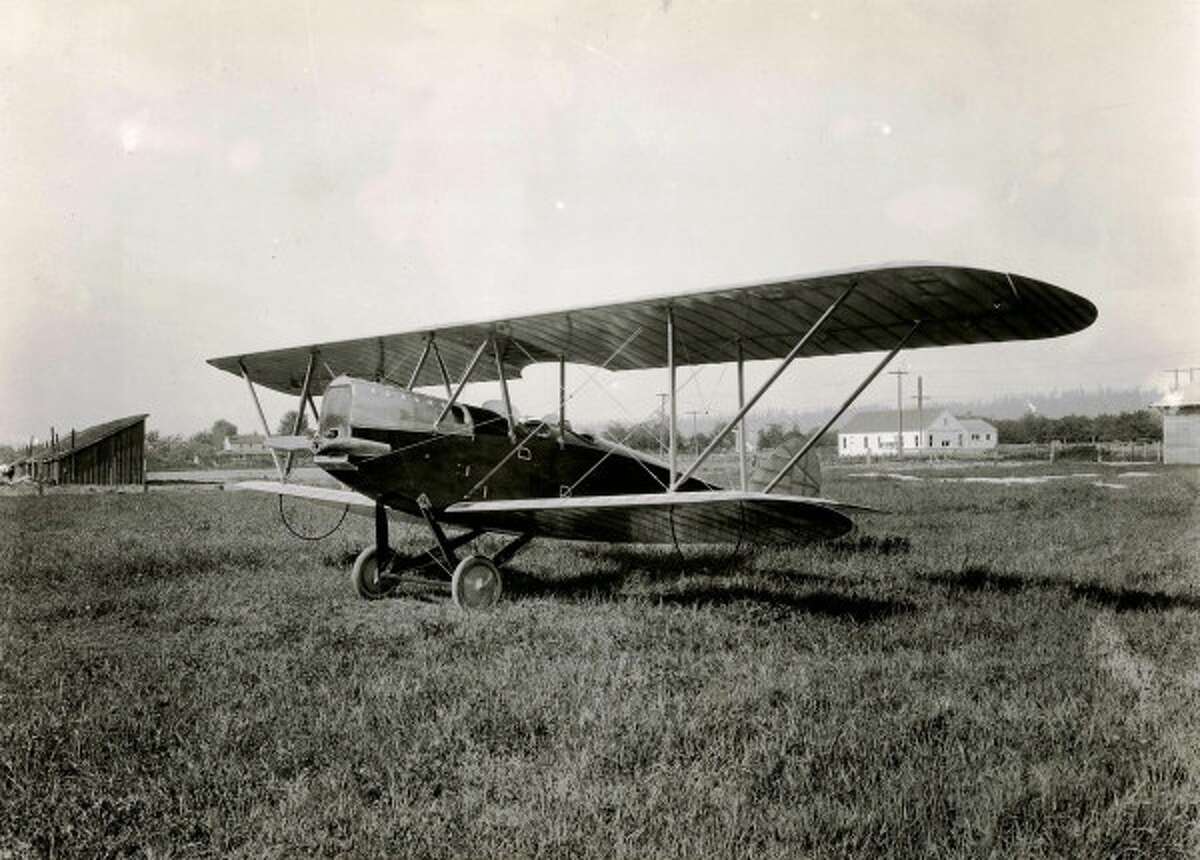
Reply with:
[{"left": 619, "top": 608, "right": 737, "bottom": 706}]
[
  {"left": 229, "top": 482, "right": 855, "bottom": 545},
  {"left": 209, "top": 264, "right": 1097, "bottom": 396}
]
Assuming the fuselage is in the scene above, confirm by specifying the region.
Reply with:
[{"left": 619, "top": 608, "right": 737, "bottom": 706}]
[{"left": 314, "top": 376, "right": 712, "bottom": 517}]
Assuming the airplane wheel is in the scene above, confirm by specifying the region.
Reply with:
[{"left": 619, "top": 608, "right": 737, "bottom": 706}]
[
  {"left": 351, "top": 546, "right": 388, "bottom": 601},
  {"left": 451, "top": 555, "right": 503, "bottom": 611}
]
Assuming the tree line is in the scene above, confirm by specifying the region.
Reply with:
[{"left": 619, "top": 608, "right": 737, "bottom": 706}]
[
  {"left": 602, "top": 410, "right": 1163, "bottom": 453},
  {"left": 989, "top": 410, "right": 1161, "bottom": 444},
  {"left": 600, "top": 420, "right": 834, "bottom": 454}
]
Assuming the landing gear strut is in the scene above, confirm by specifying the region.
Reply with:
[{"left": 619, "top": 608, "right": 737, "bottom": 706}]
[{"left": 351, "top": 498, "right": 531, "bottom": 610}]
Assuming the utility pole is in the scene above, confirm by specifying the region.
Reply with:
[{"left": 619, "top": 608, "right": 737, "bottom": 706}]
[
  {"left": 910, "top": 380, "right": 937, "bottom": 454},
  {"left": 887, "top": 369, "right": 908, "bottom": 457},
  {"left": 655, "top": 393, "right": 669, "bottom": 458},
  {"left": 911, "top": 376, "right": 924, "bottom": 450},
  {"left": 684, "top": 410, "right": 705, "bottom": 459}
]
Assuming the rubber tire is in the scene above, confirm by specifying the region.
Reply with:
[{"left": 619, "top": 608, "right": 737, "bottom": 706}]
[
  {"left": 351, "top": 546, "right": 387, "bottom": 601},
  {"left": 450, "top": 555, "right": 503, "bottom": 611}
]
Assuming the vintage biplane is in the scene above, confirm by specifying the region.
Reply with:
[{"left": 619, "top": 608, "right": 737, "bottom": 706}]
[{"left": 208, "top": 264, "right": 1096, "bottom": 609}]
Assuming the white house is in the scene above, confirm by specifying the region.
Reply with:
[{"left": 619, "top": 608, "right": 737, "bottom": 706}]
[
  {"left": 1152, "top": 382, "right": 1200, "bottom": 464},
  {"left": 960, "top": 418, "right": 1000, "bottom": 451},
  {"left": 837, "top": 409, "right": 997, "bottom": 457},
  {"left": 221, "top": 433, "right": 267, "bottom": 455}
]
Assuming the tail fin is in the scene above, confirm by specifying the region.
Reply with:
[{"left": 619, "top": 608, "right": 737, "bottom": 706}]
[{"left": 748, "top": 435, "right": 822, "bottom": 497}]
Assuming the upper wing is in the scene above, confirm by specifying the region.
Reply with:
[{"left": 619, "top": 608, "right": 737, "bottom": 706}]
[
  {"left": 441, "top": 490, "right": 858, "bottom": 545},
  {"left": 208, "top": 263, "right": 1097, "bottom": 396}
]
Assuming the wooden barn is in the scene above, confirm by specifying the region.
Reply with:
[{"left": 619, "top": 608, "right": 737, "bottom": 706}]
[{"left": 15, "top": 414, "right": 148, "bottom": 485}]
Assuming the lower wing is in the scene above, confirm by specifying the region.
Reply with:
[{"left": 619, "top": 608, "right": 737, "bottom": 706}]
[
  {"left": 229, "top": 482, "right": 869, "bottom": 545},
  {"left": 442, "top": 490, "right": 861, "bottom": 545}
]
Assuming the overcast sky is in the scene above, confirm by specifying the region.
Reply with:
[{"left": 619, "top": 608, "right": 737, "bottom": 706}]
[{"left": 3, "top": 1, "right": 1197, "bottom": 442}]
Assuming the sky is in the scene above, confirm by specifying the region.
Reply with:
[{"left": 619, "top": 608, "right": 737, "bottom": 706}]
[{"left": 2, "top": 0, "right": 1197, "bottom": 443}]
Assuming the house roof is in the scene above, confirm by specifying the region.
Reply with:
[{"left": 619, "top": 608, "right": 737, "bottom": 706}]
[
  {"left": 839, "top": 409, "right": 948, "bottom": 434},
  {"left": 959, "top": 417, "right": 997, "bottom": 433},
  {"left": 37, "top": 414, "right": 148, "bottom": 462},
  {"left": 226, "top": 434, "right": 266, "bottom": 444}
]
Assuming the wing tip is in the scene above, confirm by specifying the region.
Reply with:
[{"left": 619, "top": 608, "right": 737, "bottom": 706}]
[{"left": 1010, "top": 272, "right": 1099, "bottom": 336}]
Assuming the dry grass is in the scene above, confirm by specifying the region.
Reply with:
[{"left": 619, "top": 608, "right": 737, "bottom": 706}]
[{"left": 1, "top": 463, "right": 1198, "bottom": 858}]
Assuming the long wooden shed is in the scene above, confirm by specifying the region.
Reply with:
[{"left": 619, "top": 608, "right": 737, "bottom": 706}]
[{"left": 19, "top": 414, "right": 148, "bottom": 485}]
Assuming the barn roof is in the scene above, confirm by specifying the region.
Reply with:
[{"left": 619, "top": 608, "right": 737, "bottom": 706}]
[
  {"left": 40, "top": 414, "right": 148, "bottom": 462},
  {"left": 839, "top": 409, "right": 949, "bottom": 434}
]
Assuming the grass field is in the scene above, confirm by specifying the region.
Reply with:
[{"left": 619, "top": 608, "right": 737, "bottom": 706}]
[{"left": 2, "top": 462, "right": 1198, "bottom": 858}]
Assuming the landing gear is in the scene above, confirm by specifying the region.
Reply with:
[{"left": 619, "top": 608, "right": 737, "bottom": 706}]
[
  {"left": 351, "top": 545, "right": 388, "bottom": 600},
  {"left": 450, "top": 555, "right": 503, "bottom": 610},
  {"left": 352, "top": 498, "right": 530, "bottom": 609}
]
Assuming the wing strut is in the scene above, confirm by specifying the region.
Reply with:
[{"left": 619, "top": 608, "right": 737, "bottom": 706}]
[
  {"left": 407, "top": 337, "right": 433, "bottom": 389},
  {"left": 737, "top": 341, "right": 747, "bottom": 490},
  {"left": 239, "top": 359, "right": 285, "bottom": 480},
  {"left": 764, "top": 320, "right": 922, "bottom": 492},
  {"left": 557, "top": 354, "right": 566, "bottom": 450},
  {"left": 283, "top": 351, "right": 318, "bottom": 479},
  {"left": 430, "top": 338, "right": 454, "bottom": 399},
  {"left": 434, "top": 338, "right": 489, "bottom": 430},
  {"left": 670, "top": 281, "right": 858, "bottom": 491},
  {"left": 667, "top": 306, "right": 677, "bottom": 487},
  {"left": 491, "top": 337, "right": 517, "bottom": 443}
]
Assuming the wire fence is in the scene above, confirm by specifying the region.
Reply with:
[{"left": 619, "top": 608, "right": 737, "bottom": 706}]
[{"left": 829, "top": 440, "right": 1163, "bottom": 465}]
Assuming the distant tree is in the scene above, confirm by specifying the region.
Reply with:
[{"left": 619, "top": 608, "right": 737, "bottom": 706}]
[
  {"left": 276, "top": 410, "right": 310, "bottom": 435},
  {"left": 1093, "top": 409, "right": 1161, "bottom": 441},
  {"left": 806, "top": 427, "right": 838, "bottom": 449},
  {"left": 689, "top": 430, "right": 734, "bottom": 454},
  {"left": 757, "top": 422, "right": 806, "bottom": 450},
  {"left": 601, "top": 420, "right": 660, "bottom": 452},
  {"left": 993, "top": 409, "right": 1161, "bottom": 445},
  {"left": 145, "top": 431, "right": 211, "bottom": 470},
  {"left": 1055, "top": 414, "right": 1093, "bottom": 443},
  {"left": 210, "top": 419, "right": 238, "bottom": 445}
]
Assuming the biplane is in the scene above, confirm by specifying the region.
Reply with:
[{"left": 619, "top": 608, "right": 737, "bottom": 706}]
[{"left": 208, "top": 264, "right": 1096, "bottom": 609}]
